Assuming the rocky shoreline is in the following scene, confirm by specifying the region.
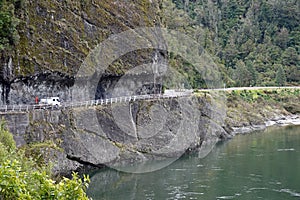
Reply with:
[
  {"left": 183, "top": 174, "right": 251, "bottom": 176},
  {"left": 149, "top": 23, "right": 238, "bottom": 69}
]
[{"left": 230, "top": 114, "right": 300, "bottom": 135}]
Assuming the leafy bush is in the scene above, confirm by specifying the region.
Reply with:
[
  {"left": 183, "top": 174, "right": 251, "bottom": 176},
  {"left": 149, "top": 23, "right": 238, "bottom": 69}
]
[
  {"left": 0, "top": 120, "right": 90, "bottom": 200},
  {"left": 0, "top": 160, "right": 90, "bottom": 200},
  {"left": 0, "top": 120, "right": 16, "bottom": 152}
]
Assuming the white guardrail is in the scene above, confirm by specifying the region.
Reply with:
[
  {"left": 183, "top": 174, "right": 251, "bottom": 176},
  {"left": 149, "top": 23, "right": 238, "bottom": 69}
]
[
  {"left": 1, "top": 86, "right": 298, "bottom": 113},
  {"left": 0, "top": 93, "right": 192, "bottom": 113},
  {"left": 0, "top": 86, "right": 298, "bottom": 113}
]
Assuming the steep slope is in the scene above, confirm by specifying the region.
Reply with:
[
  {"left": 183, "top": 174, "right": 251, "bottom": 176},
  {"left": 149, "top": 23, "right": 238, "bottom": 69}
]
[{"left": 0, "top": 0, "right": 160, "bottom": 104}]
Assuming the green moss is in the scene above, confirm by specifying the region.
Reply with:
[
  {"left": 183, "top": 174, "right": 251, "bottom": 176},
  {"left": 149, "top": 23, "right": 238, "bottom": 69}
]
[
  {"left": 26, "top": 140, "right": 61, "bottom": 151},
  {"left": 9, "top": 0, "right": 155, "bottom": 76}
]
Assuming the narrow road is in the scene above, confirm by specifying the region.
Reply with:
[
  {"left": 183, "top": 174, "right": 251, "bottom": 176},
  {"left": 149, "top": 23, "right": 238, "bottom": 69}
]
[
  {"left": 199, "top": 86, "right": 300, "bottom": 91},
  {"left": 0, "top": 93, "right": 190, "bottom": 113},
  {"left": 0, "top": 86, "right": 299, "bottom": 113}
]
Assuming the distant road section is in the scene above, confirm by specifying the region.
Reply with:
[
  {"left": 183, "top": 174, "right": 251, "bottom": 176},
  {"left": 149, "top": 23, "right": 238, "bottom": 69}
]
[{"left": 198, "top": 86, "right": 300, "bottom": 92}]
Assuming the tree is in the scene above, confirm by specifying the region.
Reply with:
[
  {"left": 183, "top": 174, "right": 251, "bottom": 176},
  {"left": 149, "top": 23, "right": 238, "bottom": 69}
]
[
  {"left": 275, "top": 65, "right": 286, "bottom": 86},
  {"left": 275, "top": 27, "right": 289, "bottom": 49},
  {"left": 282, "top": 47, "right": 299, "bottom": 66},
  {"left": 285, "top": 65, "right": 300, "bottom": 83},
  {"left": 0, "top": 1, "right": 20, "bottom": 50},
  {"left": 234, "top": 60, "right": 252, "bottom": 87},
  {"left": 246, "top": 61, "right": 258, "bottom": 86}
]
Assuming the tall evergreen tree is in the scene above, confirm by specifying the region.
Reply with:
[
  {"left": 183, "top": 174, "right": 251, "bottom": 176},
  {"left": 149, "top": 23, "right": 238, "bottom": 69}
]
[{"left": 275, "top": 65, "right": 286, "bottom": 86}]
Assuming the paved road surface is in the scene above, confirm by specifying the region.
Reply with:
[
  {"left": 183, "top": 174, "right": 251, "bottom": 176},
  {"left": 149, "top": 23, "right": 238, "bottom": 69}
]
[{"left": 199, "top": 86, "right": 300, "bottom": 91}]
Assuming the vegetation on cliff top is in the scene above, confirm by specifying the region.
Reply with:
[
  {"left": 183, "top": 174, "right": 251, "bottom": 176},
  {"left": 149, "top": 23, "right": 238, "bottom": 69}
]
[
  {"left": 195, "top": 88, "right": 300, "bottom": 127},
  {"left": 0, "top": 120, "right": 90, "bottom": 199}
]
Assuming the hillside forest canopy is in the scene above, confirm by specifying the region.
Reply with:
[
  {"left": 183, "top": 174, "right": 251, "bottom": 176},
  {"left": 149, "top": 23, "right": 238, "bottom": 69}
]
[{"left": 162, "top": 0, "right": 299, "bottom": 88}]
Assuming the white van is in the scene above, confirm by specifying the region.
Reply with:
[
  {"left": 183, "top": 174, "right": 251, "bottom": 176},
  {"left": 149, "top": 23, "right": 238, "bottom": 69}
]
[{"left": 39, "top": 97, "right": 61, "bottom": 107}]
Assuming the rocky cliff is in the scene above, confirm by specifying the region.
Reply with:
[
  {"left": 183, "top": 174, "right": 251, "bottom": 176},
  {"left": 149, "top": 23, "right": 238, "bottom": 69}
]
[
  {"left": 1, "top": 93, "right": 231, "bottom": 175},
  {"left": 1, "top": 0, "right": 160, "bottom": 105}
]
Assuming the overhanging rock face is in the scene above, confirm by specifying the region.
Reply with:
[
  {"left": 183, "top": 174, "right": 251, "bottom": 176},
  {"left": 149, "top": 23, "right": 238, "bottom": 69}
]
[{"left": 0, "top": 0, "right": 159, "bottom": 105}]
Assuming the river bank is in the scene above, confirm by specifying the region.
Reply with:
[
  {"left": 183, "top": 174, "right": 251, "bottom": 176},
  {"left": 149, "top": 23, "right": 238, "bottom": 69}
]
[
  {"left": 231, "top": 114, "right": 300, "bottom": 135},
  {"left": 220, "top": 88, "right": 300, "bottom": 136}
]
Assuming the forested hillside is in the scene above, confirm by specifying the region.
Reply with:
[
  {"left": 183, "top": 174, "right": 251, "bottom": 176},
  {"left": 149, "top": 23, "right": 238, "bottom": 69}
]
[{"left": 162, "top": 0, "right": 299, "bottom": 87}]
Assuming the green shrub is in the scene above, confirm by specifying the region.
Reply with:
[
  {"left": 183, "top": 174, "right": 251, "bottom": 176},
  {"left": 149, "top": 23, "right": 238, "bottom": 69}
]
[
  {"left": 0, "top": 120, "right": 91, "bottom": 200},
  {"left": 0, "top": 159, "right": 90, "bottom": 199},
  {"left": 0, "top": 142, "right": 9, "bottom": 162},
  {"left": 0, "top": 120, "right": 16, "bottom": 152}
]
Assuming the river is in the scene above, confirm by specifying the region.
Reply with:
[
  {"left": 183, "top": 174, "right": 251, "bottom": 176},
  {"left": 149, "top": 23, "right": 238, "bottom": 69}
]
[{"left": 87, "top": 125, "right": 300, "bottom": 200}]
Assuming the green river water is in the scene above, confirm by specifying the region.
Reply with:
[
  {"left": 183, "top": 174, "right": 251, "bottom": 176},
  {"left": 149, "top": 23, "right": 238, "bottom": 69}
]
[{"left": 87, "top": 125, "right": 300, "bottom": 200}]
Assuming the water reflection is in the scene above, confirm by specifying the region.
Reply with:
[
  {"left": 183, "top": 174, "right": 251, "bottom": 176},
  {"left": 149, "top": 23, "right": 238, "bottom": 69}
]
[{"left": 87, "top": 126, "right": 300, "bottom": 200}]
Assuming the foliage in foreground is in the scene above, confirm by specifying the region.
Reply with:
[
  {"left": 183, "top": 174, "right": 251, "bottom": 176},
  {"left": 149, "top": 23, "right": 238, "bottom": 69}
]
[{"left": 0, "top": 120, "right": 90, "bottom": 200}]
